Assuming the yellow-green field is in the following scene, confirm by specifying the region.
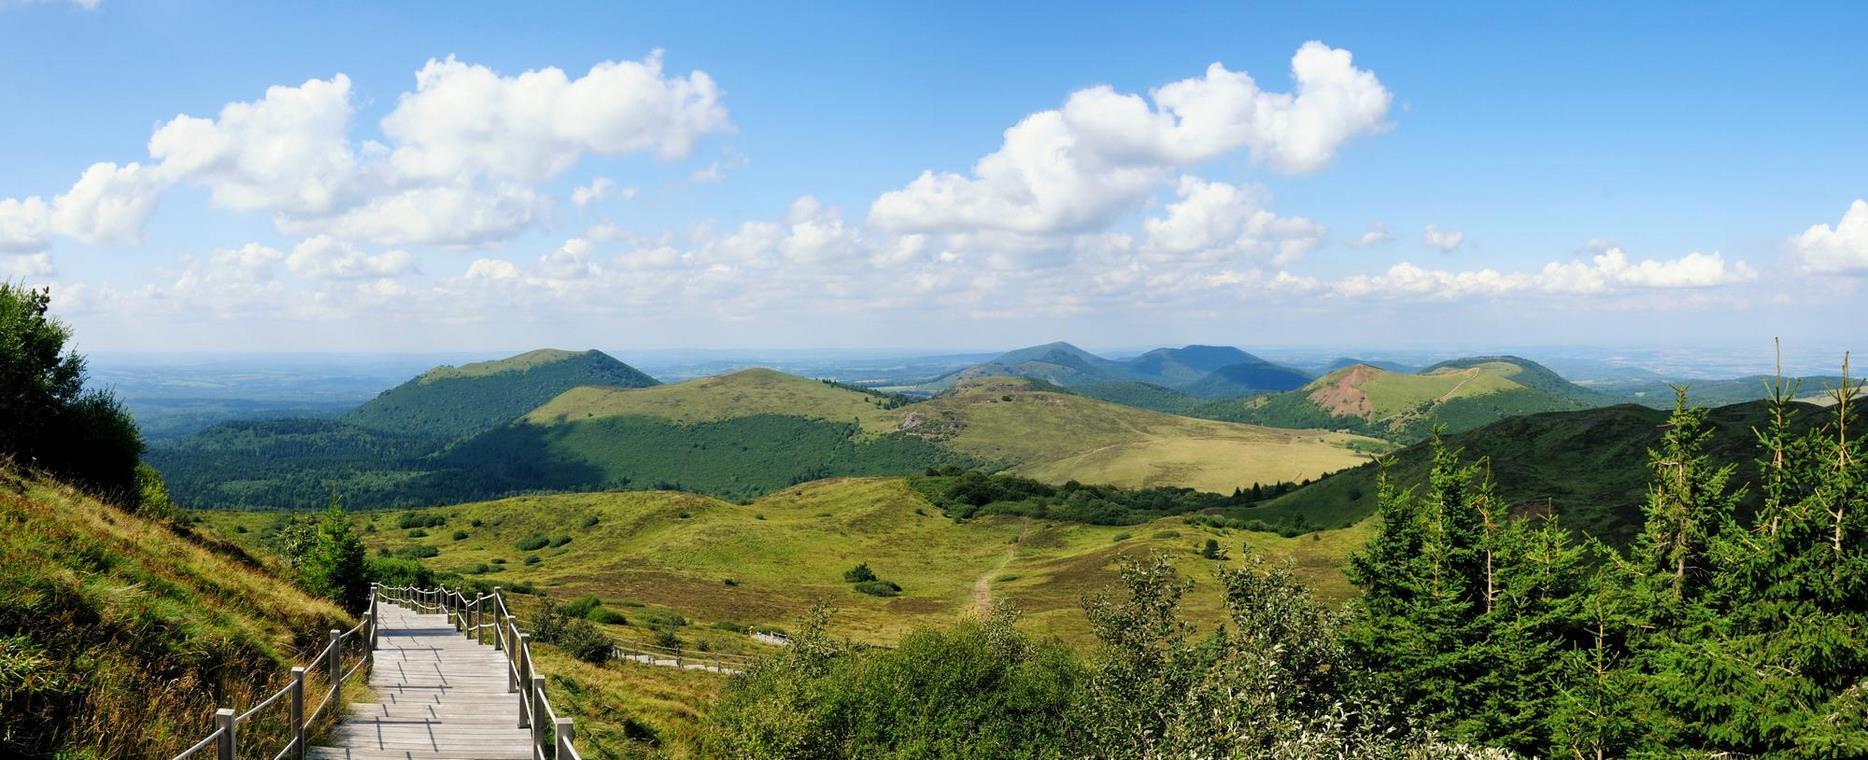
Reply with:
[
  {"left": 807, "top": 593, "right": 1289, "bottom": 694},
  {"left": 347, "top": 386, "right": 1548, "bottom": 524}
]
[
  {"left": 888, "top": 377, "right": 1380, "bottom": 493},
  {"left": 201, "top": 477, "right": 1368, "bottom": 648},
  {"left": 529, "top": 368, "right": 896, "bottom": 428}
]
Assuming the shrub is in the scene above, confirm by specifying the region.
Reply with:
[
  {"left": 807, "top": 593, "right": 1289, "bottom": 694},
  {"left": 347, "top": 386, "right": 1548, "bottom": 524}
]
[
  {"left": 711, "top": 621, "right": 750, "bottom": 633},
  {"left": 470, "top": 518, "right": 484, "bottom": 528},
  {"left": 1152, "top": 530, "right": 1179, "bottom": 539},
  {"left": 634, "top": 608, "right": 687, "bottom": 628},
  {"left": 557, "top": 619, "right": 613, "bottom": 665},
  {"left": 397, "top": 512, "right": 445, "bottom": 529},
  {"left": 514, "top": 534, "right": 549, "bottom": 551},
  {"left": 451, "top": 530, "right": 468, "bottom": 541},
  {"left": 842, "top": 563, "right": 878, "bottom": 583},
  {"left": 1112, "top": 533, "right": 1130, "bottom": 543},
  {"left": 589, "top": 608, "right": 628, "bottom": 625},
  {"left": 653, "top": 628, "right": 683, "bottom": 651},
  {"left": 490, "top": 557, "right": 507, "bottom": 565},
  {"left": 394, "top": 545, "right": 439, "bottom": 559},
  {"left": 994, "top": 574, "right": 1020, "bottom": 583},
  {"left": 407, "top": 529, "right": 427, "bottom": 538},
  {"left": 581, "top": 515, "right": 600, "bottom": 528},
  {"left": 617, "top": 599, "right": 646, "bottom": 608},
  {"left": 854, "top": 580, "right": 902, "bottom": 597},
  {"left": 463, "top": 564, "right": 489, "bottom": 575},
  {"left": 1201, "top": 538, "right": 1222, "bottom": 560},
  {"left": 723, "top": 577, "right": 739, "bottom": 587},
  {"left": 523, "top": 554, "right": 541, "bottom": 566},
  {"left": 563, "top": 595, "right": 602, "bottom": 618},
  {"left": 548, "top": 535, "right": 572, "bottom": 548},
  {"left": 233, "top": 524, "right": 247, "bottom": 533},
  {"left": 367, "top": 556, "right": 434, "bottom": 588}
]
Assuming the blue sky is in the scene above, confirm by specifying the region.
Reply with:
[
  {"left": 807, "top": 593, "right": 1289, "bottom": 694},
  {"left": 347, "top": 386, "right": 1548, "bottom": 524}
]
[{"left": 2, "top": 1, "right": 1864, "bottom": 357}]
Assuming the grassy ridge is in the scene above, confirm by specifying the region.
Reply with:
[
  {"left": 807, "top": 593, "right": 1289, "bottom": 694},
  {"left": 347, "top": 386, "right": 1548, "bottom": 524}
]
[
  {"left": 347, "top": 349, "right": 659, "bottom": 439},
  {"left": 0, "top": 469, "right": 351, "bottom": 757},
  {"left": 529, "top": 368, "right": 896, "bottom": 429}
]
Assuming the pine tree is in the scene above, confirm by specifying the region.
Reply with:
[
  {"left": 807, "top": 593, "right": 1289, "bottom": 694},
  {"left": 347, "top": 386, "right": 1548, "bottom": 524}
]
[{"left": 299, "top": 492, "right": 369, "bottom": 612}]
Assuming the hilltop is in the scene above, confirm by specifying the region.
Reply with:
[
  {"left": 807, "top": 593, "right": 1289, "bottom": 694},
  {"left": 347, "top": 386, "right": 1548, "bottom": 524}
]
[
  {"left": 885, "top": 376, "right": 1379, "bottom": 494},
  {"left": 1198, "top": 356, "right": 1602, "bottom": 442},
  {"left": 0, "top": 469, "right": 350, "bottom": 755},
  {"left": 1239, "top": 399, "right": 1829, "bottom": 544},
  {"left": 348, "top": 348, "right": 659, "bottom": 439},
  {"left": 917, "top": 342, "right": 1311, "bottom": 399}
]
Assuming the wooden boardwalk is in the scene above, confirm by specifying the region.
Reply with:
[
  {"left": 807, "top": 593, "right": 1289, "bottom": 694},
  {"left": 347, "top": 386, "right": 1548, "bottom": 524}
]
[{"left": 308, "top": 603, "right": 532, "bottom": 760}]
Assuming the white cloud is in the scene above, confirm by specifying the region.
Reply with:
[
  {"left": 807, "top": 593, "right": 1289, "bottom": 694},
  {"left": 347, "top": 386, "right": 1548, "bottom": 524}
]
[
  {"left": 868, "top": 42, "right": 1390, "bottom": 236},
  {"left": 1141, "top": 177, "right": 1324, "bottom": 266},
  {"left": 465, "top": 258, "right": 521, "bottom": 281},
  {"left": 1333, "top": 246, "right": 1755, "bottom": 300},
  {"left": 279, "top": 182, "right": 541, "bottom": 248},
  {"left": 381, "top": 52, "right": 730, "bottom": 184},
  {"left": 571, "top": 177, "right": 615, "bottom": 207},
  {"left": 286, "top": 235, "right": 415, "bottom": 279},
  {"left": 1349, "top": 220, "right": 1391, "bottom": 247},
  {"left": 148, "top": 75, "right": 358, "bottom": 215},
  {"left": 538, "top": 238, "right": 595, "bottom": 280},
  {"left": 194, "top": 243, "right": 283, "bottom": 284},
  {"left": 1423, "top": 224, "right": 1464, "bottom": 252},
  {"left": 0, "top": 252, "right": 54, "bottom": 277},
  {"left": 48, "top": 162, "right": 166, "bottom": 245},
  {"left": 0, "top": 197, "right": 50, "bottom": 252},
  {"left": 1788, "top": 199, "right": 1868, "bottom": 274}
]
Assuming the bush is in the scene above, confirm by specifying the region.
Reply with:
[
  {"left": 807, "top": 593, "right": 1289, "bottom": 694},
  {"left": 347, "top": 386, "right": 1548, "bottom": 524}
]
[
  {"left": 843, "top": 563, "right": 878, "bottom": 583},
  {"left": 617, "top": 599, "right": 646, "bottom": 608},
  {"left": 367, "top": 556, "right": 435, "bottom": 588},
  {"left": 523, "top": 554, "right": 541, "bottom": 566},
  {"left": 1112, "top": 533, "right": 1131, "bottom": 543},
  {"left": 514, "top": 534, "right": 549, "bottom": 551},
  {"left": 407, "top": 529, "right": 427, "bottom": 538},
  {"left": 563, "top": 595, "right": 602, "bottom": 618},
  {"left": 723, "top": 578, "right": 739, "bottom": 587},
  {"left": 470, "top": 518, "right": 483, "bottom": 528},
  {"left": 394, "top": 545, "right": 439, "bottom": 559},
  {"left": 711, "top": 620, "right": 750, "bottom": 633},
  {"left": 653, "top": 628, "right": 683, "bottom": 651},
  {"left": 397, "top": 512, "right": 445, "bottom": 529},
  {"left": 1200, "top": 538, "right": 1223, "bottom": 560},
  {"left": 634, "top": 608, "right": 687, "bottom": 628},
  {"left": 589, "top": 608, "right": 628, "bottom": 625},
  {"left": 581, "top": 515, "right": 600, "bottom": 528},
  {"left": 1152, "top": 530, "right": 1179, "bottom": 539},
  {"left": 490, "top": 558, "right": 507, "bottom": 565},
  {"left": 548, "top": 535, "right": 572, "bottom": 548},
  {"left": 557, "top": 619, "right": 613, "bottom": 665},
  {"left": 451, "top": 530, "right": 468, "bottom": 541},
  {"left": 854, "top": 580, "right": 902, "bottom": 597}
]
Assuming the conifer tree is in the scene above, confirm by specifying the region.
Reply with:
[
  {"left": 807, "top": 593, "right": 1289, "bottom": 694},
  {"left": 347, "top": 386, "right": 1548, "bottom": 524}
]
[{"left": 299, "top": 492, "right": 369, "bottom": 611}]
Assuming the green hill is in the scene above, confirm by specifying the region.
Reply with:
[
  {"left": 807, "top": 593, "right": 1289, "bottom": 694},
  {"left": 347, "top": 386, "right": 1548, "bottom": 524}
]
[
  {"left": 1196, "top": 358, "right": 1601, "bottom": 442},
  {"left": 1178, "top": 359, "right": 1312, "bottom": 398},
  {"left": 1601, "top": 374, "right": 1849, "bottom": 409},
  {"left": 919, "top": 342, "right": 1310, "bottom": 401},
  {"left": 1236, "top": 400, "right": 1829, "bottom": 544},
  {"left": 885, "top": 376, "right": 1379, "bottom": 495},
  {"left": 347, "top": 348, "right": 659, "bottom": 439},
  {"left": 1072, "top": 381, "right": 1204, "bottom": 414},
  {"left": 0, "top": 468, "right": 350, "bottom": 755}
]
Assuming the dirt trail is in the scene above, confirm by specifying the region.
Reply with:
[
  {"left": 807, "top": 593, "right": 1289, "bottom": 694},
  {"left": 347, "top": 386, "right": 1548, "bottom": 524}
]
[{"left": 973, "top": 519, "right": 1029, "bottom": 615}]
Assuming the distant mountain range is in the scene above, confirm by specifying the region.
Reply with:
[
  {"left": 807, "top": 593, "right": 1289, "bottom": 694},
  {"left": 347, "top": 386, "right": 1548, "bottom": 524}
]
[
  {"left": 918, "top": 342, "right": 1312, "bottom": 399},
  {"left": 151, "top": 349, "right": 1374, "bottom": 509}
]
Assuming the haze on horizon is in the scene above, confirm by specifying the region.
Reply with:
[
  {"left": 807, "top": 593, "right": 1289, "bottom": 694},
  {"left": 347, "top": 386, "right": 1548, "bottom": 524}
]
[{"left": 2, "top": 2, "right": 1864, "bottom": 355}]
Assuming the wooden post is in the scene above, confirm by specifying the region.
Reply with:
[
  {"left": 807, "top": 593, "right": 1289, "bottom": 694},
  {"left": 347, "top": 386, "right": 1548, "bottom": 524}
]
[
  {"left": 214, "top": 708, "right": 235, "bottom": 760},
  {"left": 531, "top": 676, "right": 547, "bottom": 751},
  {"left": 474, "top": 596, "right": 483, "bottom": 645},
  {"left": 328, "top": 628, "right": 342, "bottom": 701},
  {"left": 516, "top": 632, "right": 531, "bottom": 708},
  {"left": 368, "top": 582, "right": 379, "bottom": 651},
  {"left": 556, "top": 717, "right": 575, "bottom": 757},
  {"left": 290, "top": 667, "right": 306, "bottom": 760}
]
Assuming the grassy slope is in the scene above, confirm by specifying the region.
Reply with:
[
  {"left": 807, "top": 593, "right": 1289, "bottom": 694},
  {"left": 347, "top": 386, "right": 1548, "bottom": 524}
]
[
  {"left": 1201, "top": 361, "right": 1597, "bottom": 442},
  {"left": 0, "top": 470, "right": 351, "bottom": 757},
  {"left": 1244, "top": 400, "right": 1829, "bottom": 545},
  {"left": 346, "top": 349, "right": 659, "bottom": 439},
  {"left": 528, "top": 368, "right": 895, "bottom": 431},
  {"left": 889, "top": 377, "right": 1378, "bottom": 494},
  {"left": 202, "top": 477, "right": 1367, "bottom": 648}
]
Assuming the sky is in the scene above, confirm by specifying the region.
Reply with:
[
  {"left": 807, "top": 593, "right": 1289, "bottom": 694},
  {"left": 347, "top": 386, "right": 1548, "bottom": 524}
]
[{"left": 2, "top": 1, "right": 1865, "bottom": 358}]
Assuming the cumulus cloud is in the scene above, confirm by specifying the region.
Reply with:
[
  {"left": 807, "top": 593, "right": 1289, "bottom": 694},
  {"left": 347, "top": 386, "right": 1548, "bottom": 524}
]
[
  {"left": 1788, "top": 199, "right": 1868, "bottom": 274},
  {"left": 571, "top": 177, "right": 616, "bottom": 207},
  {"left": 382, "top": 52, "right": 729, "bottom": 183},
  {"left": 286, "top": 235, "right": 415, "bottom": 279},
  {"left": 149, "top": 75, "right": 358, "bottom": 215},
  {"left": 0, "top": 252, "right": 54, "bottom": 277},
  {"left": 0, "top": 197, "right": 50, "bottom": 252},
  {"left": 0, "top": 162, "right": 164, "bottom": 249},
  {"left": 1349, "top": 220, "right": 1391, "bottom": 247},
  {"left": 1141, "top": 177, "right": 1324, "bottom": 266},
  {"left": 279, "top": 182, "right": 541, "bottom": 248},
  {"left": 868, "top": 42, "right": 1390, "bottom": 236},
  {"left": 1423, "top": 224, "right": 1464, "bottom": 252},
  {"left": 194, "top": 243, "right": 284, "bottom": 284},
  {"left": 1333, "top": 246, "right": 1755, "bottom": 300}
]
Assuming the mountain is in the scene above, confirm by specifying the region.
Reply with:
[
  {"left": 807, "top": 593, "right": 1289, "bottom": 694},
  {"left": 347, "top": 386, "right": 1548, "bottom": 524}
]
[
  {"left": 921, "top": 342, "right": 1310, "bottom": 402},
  {"left": 347, "top": 348, "right": 659, "bottom": 440},
  {"left": 1596, "top": 374, "right": 1849, "bottom": 409},
  {"left": 152, "top": 349, "right": 663, "bottom": 509},
  {"left": 883, "top": 376, "right": 1377, "bottom": 494},
  {"left": 1324, "top": 357, "right": 1417, "bottom": 374},
  {"left": 1178, "top": 359, "right": 1313, "bottom": 399},
  {"left": 1196, "top": 357, "right": 1602, "bottom": 442},
  {"left": 1, "top": 467, "right": 350, "bottom": 754},
  {"left": 1232, "top": 400, "right": 1831, "bottom": 544}
]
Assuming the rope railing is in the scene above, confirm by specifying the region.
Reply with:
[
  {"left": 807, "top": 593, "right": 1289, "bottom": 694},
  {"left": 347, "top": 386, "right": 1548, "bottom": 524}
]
[{"left": 169, "top": 587, "right": 380, "bottom": 760}]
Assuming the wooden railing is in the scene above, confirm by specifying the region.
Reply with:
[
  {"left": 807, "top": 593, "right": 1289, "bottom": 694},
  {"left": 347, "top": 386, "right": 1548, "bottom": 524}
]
[
  {"left": 169, "top": 591, "right": 378, "bottom": 760},
  {"left": 384, "top": 583, "right": 583, "bottom": 760},
  {"left": 612, "top": 637, "right": 754, "bottom": 674}
]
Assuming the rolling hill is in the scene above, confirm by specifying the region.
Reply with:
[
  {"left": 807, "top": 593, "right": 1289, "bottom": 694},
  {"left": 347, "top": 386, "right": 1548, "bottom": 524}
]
[
  {"left": 918, "top": 342, "right": 1311, "bottom": 400},
  {"left": 884, "top": 376, "right": 1379, "bottom": 494},
  {"left": 347, "top": 348, "right": 660, "bottom": 439},
  {"left": 199, "top": 476, "right": 1373, "bottom": 648},
  {"left": 1197, "top": 356, "right": 1604, "bottom": 442},
  {"left": 1235, "top": 400, "right": 1830, "bottom": 544}
]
